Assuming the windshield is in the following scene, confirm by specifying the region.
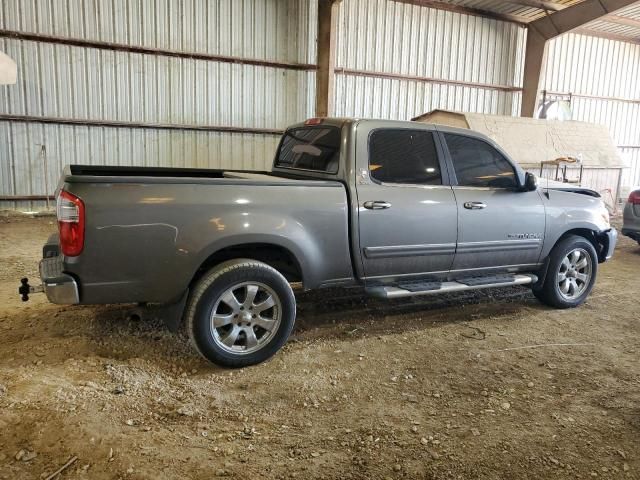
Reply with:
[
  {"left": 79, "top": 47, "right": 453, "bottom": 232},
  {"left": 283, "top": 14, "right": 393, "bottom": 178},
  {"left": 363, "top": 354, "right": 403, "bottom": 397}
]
[{"left": 274, "top": 126, "right": 341, "bottom": 174}]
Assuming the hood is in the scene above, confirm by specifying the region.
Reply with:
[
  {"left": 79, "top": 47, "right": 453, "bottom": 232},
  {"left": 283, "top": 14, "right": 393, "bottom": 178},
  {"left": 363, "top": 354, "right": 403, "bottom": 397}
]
[{"left": 537, "top": 177, "right": 601, "bottom": 198}]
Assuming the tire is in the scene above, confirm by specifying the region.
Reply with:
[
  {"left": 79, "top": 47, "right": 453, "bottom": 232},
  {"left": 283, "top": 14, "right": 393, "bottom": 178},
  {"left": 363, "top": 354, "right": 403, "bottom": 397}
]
[
  {"left": 184, "top": 259, "right": 296, "bottom": 368},
  {"left": 533, "top": 235, "right": 598, "bottom": 309}
]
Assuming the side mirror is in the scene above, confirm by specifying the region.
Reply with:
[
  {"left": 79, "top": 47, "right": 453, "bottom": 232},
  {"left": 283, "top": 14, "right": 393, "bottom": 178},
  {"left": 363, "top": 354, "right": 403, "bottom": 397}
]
[{"left": 523, "top": 172, "right": 538, "bottom": 192}]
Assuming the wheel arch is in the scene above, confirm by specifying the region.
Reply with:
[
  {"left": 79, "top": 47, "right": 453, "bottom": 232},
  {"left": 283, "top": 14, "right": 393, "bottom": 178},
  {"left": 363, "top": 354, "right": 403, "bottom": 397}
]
[
  {"left": 191, "top": 241, "right": 305, "bottom": 289},
  {"left": 164, "top": 238, "right": 310, "bottom": 334},
  {"left": 555, "top": 228, "right": 609, "bottom": 263},
  {"left": 535, "top": 228, "right": 603, "bottom": 289}
]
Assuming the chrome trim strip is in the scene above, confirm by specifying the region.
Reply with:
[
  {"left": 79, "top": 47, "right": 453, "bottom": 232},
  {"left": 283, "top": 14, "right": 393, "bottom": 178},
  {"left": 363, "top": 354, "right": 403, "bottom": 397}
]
[
  {"left": 363, "top": 243, "right": 456, "bottom": 259},
  {"left": 373, "top": 182, "right": 453, "bottom": 190},
  {"left": 456, "top": 239, "right": 542, "bottom": 253},
  {"left": 363, "top": 263, "right": 543, "bottom": 280},
  {"left": 317, "top": 277, "right": 355, "bottom": 287},
  {"left": 451, "top": 263, "right": 542, "bottom": 272},
  {"left": 452, "top": 186, "right": 512, "bottom": 191}
]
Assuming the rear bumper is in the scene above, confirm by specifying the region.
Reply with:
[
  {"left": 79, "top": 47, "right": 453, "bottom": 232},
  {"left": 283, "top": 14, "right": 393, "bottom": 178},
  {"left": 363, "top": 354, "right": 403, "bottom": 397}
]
[
  {"left": 43, "top": 232, "right": 60, "bottom": 258},
  {"left": 39, "top": 256, "right": 79, "bottom": 304},
  {"left": 622, "top": 227, "right": 640, "bottom": 242}
]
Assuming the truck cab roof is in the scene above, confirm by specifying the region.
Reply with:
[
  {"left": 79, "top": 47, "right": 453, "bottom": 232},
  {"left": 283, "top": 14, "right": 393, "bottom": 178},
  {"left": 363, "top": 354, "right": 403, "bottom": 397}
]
[{"left": 272, "top": 117, "right": 519, "bottom": 183}]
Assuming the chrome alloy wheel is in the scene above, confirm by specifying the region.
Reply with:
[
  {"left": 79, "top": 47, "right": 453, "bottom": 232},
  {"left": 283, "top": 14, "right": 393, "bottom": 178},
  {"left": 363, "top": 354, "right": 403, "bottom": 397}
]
[
  {"left": 557, "top": 248, "right": 592, "bottom": 300},
  {"left": 210, "top": 282, "right": 282, "bottom": 355}
]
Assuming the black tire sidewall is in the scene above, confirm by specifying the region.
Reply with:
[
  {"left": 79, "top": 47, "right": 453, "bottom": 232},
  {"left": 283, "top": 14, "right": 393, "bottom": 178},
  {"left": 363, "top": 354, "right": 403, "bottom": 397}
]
[
  {"left": 539, "top": 236, "right": 598, "bottom": 308},
  {"left": 192, "top": 264, "right": 296, "bottom": 367}
]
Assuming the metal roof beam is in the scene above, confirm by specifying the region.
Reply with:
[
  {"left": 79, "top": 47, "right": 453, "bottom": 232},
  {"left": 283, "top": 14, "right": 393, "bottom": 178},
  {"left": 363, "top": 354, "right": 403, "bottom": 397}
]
[
  {"left": 573, "top": 26, "right": 640, "bottom": 43},
  {"left": 389, "top": 0, "right": 527, "bottom": 24},
  {"left": 521, "top": 0, "right": 639, "bottom": 116},
  {"left": 601, "top": 13, "right": 640, "bottom": 29},
  {"left": 529, "top": 0, "right": 640, "bottom": 39},
  {"left": 503, "top": 0, "right": 566, "bottom": 12}
]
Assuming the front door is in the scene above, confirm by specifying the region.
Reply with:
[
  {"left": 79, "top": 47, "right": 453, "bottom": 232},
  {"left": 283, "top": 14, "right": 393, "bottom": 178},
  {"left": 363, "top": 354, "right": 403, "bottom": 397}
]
[
  {"left": 440, "top": 132, "right": 546, "bottom": 273},
  {"left": 356, "top": 126, "right": 458, "bottom": 283}
]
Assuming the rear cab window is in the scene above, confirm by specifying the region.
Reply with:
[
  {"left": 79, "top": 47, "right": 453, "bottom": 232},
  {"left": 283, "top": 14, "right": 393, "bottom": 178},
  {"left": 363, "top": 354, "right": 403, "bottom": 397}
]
[{"left": 274, "top": 126, "right": 342, "bottom": 174}]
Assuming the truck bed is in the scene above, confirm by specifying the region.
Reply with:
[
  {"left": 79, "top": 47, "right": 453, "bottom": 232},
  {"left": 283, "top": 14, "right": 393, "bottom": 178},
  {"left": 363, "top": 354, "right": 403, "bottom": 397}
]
[{"left": 58, "top": 165, "right": 354, "bottom": 304}]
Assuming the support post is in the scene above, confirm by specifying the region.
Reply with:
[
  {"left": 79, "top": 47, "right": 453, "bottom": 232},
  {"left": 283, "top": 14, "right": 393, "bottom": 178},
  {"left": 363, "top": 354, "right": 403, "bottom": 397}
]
[
  {"left": 521, "top": 28, "right": 547, "bottom": 117},
  {"left": 316, "top": 0, "right": 339, "bottom": 118}
]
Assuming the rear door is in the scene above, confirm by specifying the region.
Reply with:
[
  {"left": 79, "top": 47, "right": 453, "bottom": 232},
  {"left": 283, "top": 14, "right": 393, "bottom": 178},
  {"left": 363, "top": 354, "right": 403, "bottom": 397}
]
[
  {"left": 355, "top": 124, "right": 458, "bottom": 283},
  {"left": 440, "top": 132, "right": 546, "bottom": 274}
]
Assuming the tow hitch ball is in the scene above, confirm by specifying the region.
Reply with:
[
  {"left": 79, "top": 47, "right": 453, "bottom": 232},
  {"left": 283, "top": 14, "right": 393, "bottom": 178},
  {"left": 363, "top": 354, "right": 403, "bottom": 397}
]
[{"left": 19, "top": 278, "right": 43, "bottom": 302}]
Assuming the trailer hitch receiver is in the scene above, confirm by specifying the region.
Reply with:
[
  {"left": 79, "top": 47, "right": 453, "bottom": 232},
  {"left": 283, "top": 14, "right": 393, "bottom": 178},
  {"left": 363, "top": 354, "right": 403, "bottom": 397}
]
[{"left": 19, "top": 277, "right": 43, "bottom": 301}]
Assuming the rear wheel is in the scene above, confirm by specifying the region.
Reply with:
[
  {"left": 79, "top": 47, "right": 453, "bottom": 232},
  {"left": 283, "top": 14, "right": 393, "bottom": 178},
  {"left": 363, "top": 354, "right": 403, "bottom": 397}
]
[
  {"left": 533, "top": 235, "right": 598, "bottom": 309},
  {"left": 185, "top": 259, "right": 296, "bottom": 367}
]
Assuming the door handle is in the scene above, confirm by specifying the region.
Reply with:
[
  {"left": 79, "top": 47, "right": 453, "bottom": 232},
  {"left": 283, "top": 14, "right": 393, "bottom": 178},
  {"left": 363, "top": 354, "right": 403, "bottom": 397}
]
[
  {"left": 363, "top": 200, "right": 392, "bottom": 210},
  {"left": 464, "top": 201, "right": 487, "bottom": 210}
]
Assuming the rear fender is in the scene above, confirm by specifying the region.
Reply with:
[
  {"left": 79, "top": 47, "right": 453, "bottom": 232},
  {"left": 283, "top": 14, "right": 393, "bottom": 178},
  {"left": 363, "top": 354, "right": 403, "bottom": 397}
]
[{"left": 189, "top": 212, "right": 321, "bottom": 289}]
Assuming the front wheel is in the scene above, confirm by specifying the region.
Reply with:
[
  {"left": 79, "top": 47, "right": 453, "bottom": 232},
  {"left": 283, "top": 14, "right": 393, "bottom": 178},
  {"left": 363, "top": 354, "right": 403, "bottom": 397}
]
[
  {"left": 184, "top": 259, "right": 296, "bottom": 368},
  {"left": 533, "top": 235, "right": 598, "bottom": 309}
]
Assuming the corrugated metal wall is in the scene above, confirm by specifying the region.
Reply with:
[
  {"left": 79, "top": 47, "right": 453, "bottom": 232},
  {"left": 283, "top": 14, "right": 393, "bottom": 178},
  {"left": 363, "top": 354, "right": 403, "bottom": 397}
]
[
  {"left": 2, "top": 0, "right": 316, "bottom": 61},
  {"left": 2, "top": 0, "right": 639, "bottom": 211},
  {"left": 541, "top": 32, "right": 640, "bottom": 197},
  {"left": 0, "top": 0, "right": 317, "bottom": 209},
  {"left": 333, "top": 0, "right": 527, "bottom": 119}
]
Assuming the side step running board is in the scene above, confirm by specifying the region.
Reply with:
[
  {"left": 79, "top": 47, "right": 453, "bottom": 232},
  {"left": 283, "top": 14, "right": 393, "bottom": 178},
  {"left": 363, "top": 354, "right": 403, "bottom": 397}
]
[{"left": 366, "top": 274, "right": 538, "bottom": 299}]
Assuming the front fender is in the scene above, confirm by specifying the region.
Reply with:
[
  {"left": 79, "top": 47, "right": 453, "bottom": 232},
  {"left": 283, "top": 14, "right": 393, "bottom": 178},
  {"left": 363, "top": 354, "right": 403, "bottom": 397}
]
[{"left": 541, "top": 190, "right": 612, "bottom": 259}]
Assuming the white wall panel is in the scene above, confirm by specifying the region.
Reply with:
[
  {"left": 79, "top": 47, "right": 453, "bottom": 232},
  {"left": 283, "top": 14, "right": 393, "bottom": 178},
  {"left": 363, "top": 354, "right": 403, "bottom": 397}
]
[
  {"left": 568, "top": 97, "right": 640, "bottom": 148},
  {"left": 0, "top": 120, "right": 280, "bottom": 209},
  {"left": 1, "top": 0, "right": 316, "bottom": 64},
  {"left": 541, "top": 32, "right": 640, "bottom": 198},
  {"left": 333, "top": 0, "right": 526, "bottom": 119},
  {"left": 333, "top": 74, "right": 519, "bottom": 120},
  {"left": 543, "top": 33, "right": 640, "bottom": 100},
  {"left": 0, "top": 37, "right": 314, "bottom": 128},
  {"left": 0, "top": 0, "right": 316, "bottom": 209},
  {"left": 3, "top": 0, "right": 639, "bottom": 211}
]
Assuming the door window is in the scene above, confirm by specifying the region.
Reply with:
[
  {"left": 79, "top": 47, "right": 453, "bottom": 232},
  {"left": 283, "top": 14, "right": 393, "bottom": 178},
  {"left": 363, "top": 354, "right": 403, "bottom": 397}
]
[
  {"left": 444, "top": 134, "right": 517, "bottom": 189},
  {"left": 369, "top": 129, "right": 442, "bottom": 185}
]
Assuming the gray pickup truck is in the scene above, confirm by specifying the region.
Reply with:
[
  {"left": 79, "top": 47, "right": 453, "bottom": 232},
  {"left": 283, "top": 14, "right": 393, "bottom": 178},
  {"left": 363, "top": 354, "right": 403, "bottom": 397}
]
[{"left": 22, "top": 118, "right": 617, "bottom": 367}]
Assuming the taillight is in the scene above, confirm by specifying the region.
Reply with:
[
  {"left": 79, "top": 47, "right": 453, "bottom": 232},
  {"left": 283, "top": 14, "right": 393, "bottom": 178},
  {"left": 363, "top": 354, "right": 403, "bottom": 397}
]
[
  {"left": 629, "top": 190, "right": 640, "bottom": 205},
  {"left": 57, "top": 190, "right": 85, "bottom": 256}
]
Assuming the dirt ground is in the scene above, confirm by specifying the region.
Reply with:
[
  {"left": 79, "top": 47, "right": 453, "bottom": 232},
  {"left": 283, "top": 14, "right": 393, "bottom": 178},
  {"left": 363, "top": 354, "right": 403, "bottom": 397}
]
[{"left": 0, "top": 214, "right": 638, "bottom": 480}]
